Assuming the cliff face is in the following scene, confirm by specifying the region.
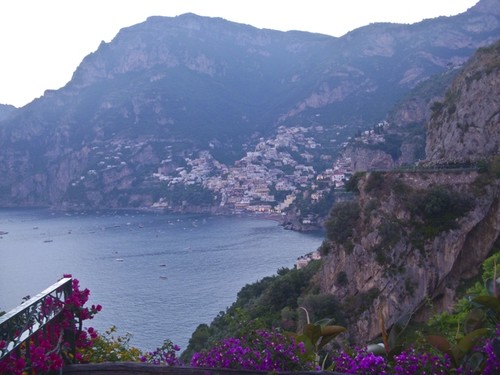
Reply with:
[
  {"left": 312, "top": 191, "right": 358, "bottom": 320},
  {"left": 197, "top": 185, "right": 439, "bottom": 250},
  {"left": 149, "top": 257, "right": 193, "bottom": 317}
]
[
  {"left": 319, "top": 171, "right": 499, "bottom": 343},
  {"left": 318, "top": 39, "right": 500, "bottom": 344},
  {"left": 342, "top": 147, "right": 396, "bottom": 172},
  {"left": 425, "top": 41, "right": 500, "bottom": 164}
]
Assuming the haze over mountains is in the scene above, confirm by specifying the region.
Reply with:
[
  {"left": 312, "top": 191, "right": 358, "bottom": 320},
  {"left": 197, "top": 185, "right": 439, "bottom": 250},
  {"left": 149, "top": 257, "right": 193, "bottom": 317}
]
[{"left": 0, "top": 0, "right": 498, "bottom": 211}]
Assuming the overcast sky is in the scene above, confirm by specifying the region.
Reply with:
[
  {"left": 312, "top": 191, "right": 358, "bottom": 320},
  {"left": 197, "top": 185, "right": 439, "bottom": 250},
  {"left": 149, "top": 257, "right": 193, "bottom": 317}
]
[{"left": 0, "top": 0, "right": 479, "bottom": 108}]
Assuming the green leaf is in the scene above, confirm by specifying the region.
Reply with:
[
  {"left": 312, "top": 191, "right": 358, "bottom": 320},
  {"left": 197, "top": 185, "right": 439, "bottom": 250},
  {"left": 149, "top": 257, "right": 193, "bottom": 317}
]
[
  {"left": 318, "top": 325, "right": 347, "bottom": 349},
  {"left": 387, "top": 314, "right": 411, "bottom": 349},
  {"left": 451, "top": 345, "right": 464, "bottom": 365},
  {"left": 315, "top": 318, "right": 335, "bottom": 327},
  {"left": 457, "top": 328, "right": 489, "bottom": 354},
  {"left": 463, "top": 309, "right": 485, "bottom": 334},
  {"left": 303, "top": 324, "right": 322, "bottom": 347},
  {"left": 473, "top": 296, "right": 500, "bottom": 314},
  {"left": 320, "top": 325, "right": 347, "bottom": 337},
  {"left": 427, "top": 335, "right": 452, "bottom": 353}
]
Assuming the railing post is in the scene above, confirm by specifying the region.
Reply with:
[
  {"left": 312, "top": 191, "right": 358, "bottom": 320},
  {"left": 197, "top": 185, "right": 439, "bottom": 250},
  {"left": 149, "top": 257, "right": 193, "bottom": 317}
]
[{"left": 62, "top": 278, "right": 77, "bottom": 363}]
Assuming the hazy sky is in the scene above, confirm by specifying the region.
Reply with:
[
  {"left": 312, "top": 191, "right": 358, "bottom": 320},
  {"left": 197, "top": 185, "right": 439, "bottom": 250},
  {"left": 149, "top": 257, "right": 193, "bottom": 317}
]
[{"left": 0, "top": 0, "right": 479, "bottom": 107}]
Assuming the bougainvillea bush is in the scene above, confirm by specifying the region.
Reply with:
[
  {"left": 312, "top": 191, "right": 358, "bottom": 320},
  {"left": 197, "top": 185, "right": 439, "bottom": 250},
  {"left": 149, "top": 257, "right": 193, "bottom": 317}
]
[
  {"left": 0, "top": 275, "right": 102, "bottom": 374},
  {"left": 330, "top": 347, "right": 452, "bottom": 374},
  {"left": 191, "top": 328, "right": 312, "bottom": 371}
]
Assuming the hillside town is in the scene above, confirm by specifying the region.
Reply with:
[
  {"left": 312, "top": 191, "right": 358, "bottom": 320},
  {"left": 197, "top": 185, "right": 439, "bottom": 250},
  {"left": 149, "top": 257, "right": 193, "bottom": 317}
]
[
  {"left": 65, "top": 119, "right": 397, "bottom": 231},
  {"left": 150, "top": 125, "right": 357, "bottom": 217}
]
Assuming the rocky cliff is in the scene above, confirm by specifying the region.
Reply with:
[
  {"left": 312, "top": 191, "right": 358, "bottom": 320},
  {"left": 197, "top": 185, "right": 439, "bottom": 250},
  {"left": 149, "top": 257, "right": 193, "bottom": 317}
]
[
  {"left": 425, "top": 41, "right": 500, "bottom": 164},
  {"left": 320, "top": 170, "right": 499, "bottom": 343},
  {"left": 318, "top": 39, "right": 500, "bottom": 344}
]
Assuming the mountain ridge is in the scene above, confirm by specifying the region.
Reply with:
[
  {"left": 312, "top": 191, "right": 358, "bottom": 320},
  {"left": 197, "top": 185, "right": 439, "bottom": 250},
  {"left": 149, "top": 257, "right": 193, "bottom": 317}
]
[{"left": 0, "top": 0, "right": 498, "bottom": 211}]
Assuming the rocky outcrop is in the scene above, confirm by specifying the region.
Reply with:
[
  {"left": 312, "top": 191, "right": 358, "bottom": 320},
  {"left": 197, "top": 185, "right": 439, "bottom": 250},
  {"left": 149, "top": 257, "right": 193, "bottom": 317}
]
[
  {"left": 319, "top": 171, "right": 499, "bottom": 344},
  {"left": 342, "top": 147, "right": 395, "bottom": 172},
  {"left": 425, "top": 40, "right": 500, "bottom": 164}
]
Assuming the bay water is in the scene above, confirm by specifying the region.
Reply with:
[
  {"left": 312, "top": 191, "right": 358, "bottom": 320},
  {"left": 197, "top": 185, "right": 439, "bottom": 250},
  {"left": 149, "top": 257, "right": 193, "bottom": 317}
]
[{"left": 0, "top": 208, "right": 323, "bottom": 352}]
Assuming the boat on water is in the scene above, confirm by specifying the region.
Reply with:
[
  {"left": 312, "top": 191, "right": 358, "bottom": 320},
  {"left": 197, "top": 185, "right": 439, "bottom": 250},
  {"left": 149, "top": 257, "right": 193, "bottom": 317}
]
[{"left": 115, "top": 258, "right": 124, "bottom": 262}]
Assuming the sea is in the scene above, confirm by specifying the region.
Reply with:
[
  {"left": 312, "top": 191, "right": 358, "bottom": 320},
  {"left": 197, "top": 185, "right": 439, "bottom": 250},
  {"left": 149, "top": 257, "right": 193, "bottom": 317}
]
[{"left": 0, "top": 208, "right": 323, "bottom": 352}]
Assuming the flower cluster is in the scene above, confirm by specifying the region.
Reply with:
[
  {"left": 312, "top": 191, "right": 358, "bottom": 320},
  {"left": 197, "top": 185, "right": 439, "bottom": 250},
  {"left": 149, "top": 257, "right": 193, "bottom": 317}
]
[
  {"left": 392, "top": 348, "right": 451, "bottom": 375},
  {"left": 78, "top": 325, "right": 143, "bottom": 363},
  {"left": 191, "top": 329, "right": 309, "bottom": 371},
  {"left": 331, "top": 348, "right": 387, "bottom": 374},
  {"left": 141, "top": 339, "right": 183, "bottom": 366},
  {"left": 482, "top": 324, "right": 500, "bottom": 375},
  {"left": 331, "top": 347, "right": 451, "bottom": 374},
  {"left": 0, "top": 275, "right": 102, "bottom": 374}
]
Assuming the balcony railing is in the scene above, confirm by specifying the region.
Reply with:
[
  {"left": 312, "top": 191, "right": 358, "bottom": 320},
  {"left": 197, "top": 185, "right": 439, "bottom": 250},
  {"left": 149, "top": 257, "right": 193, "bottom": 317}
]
[{"left": 0, "top": 277, "right": 74, "bottom": 362}]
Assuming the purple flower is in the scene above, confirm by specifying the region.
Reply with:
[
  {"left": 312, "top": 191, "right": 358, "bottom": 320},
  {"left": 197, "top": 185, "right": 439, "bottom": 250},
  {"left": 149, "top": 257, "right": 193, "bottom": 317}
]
[{"left": 191, "top": 329, "right": 310, "bottom": 371}]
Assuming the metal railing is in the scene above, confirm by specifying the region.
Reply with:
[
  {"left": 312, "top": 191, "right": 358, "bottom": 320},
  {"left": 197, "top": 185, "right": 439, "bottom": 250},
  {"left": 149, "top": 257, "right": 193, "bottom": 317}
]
[{"left": 0, "top": 277, "right": 73, "bottom": 362}]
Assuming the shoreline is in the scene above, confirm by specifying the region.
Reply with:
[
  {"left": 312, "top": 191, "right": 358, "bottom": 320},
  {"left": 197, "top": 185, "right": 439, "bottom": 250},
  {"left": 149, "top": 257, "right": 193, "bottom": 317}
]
[{"left": 0, "top": 204, "right": 322, "bottom": 233}]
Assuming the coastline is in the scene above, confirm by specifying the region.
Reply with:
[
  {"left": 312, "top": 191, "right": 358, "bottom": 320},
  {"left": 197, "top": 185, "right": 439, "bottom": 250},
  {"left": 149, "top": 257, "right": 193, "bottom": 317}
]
[{"left": 0, "top": 203, "right": 322, "bottom": 233}]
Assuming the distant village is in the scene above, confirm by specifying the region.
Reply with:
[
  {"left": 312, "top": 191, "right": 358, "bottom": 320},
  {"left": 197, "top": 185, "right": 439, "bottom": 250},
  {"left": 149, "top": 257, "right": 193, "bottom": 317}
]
[
  {"left": 150, "top": 125, "right": 359, "bottom": 216},
  {"left": 71, "top": 121, "right": 392, "bottom": 229}
]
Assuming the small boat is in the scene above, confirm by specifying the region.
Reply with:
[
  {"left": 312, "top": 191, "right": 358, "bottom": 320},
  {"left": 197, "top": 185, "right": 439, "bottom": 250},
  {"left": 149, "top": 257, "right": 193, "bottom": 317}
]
[
  {"left": 115, "top": 258, "right": 124, "bottom": 262},
  {"left": 159, "top": 276, "right": 168, "bottom": 280},
  {"left": 43, "top": 239, "right": 53, "bottom": 243}
]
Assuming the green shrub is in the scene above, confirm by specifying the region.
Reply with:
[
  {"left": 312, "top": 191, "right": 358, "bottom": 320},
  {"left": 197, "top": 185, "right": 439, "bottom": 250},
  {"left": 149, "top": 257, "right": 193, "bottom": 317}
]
[
  {"left": 325, "top": 201, "right": 360, "bottom": 244},
  {"left": 80, "top": 326, "right": 143, "bottom": 363},
  {"left": 407, "top": 186, "right": 473, "bottom": 237},
  {"left": 365, "top": 172, "right": 384, "bottom": 192},
  {"left": 392, "top": 180, "right": 412, "bottom": 197},
  {"left": 427, "top": 251, "right": 500, "bottom": 340}
]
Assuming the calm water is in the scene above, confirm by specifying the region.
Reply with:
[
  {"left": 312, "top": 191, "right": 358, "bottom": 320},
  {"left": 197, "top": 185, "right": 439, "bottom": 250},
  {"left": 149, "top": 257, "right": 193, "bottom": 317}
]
[{"left": 0, "top": 208, "right": 323, "bottom": 352}]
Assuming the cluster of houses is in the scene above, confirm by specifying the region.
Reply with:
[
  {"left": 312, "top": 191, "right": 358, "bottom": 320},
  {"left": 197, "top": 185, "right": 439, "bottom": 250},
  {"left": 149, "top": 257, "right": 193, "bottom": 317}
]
[
  {"left": 296, "top": 250, "right": 322, "bottom": 269},
  {"left": 152, "top": 125, "right": 354, "bottom": 215},
  {"left": 70, "top": 124, "right": 357, "bottom": 217}
]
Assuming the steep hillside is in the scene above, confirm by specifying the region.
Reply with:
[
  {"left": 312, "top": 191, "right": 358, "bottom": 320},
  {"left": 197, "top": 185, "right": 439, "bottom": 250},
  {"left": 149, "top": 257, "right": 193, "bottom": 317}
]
[
  {"left": 318, "top": 39, "right": 500, "bottom": 344},
  {"left": 319, "top": 170, "right": 499, "bottom": 343},
  {"left": 425, "top": 41, "right": 500, "bottom": 164}
]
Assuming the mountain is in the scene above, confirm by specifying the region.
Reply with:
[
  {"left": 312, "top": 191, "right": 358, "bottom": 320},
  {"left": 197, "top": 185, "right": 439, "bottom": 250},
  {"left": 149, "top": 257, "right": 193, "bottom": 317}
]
[
  {"left": 0, "top": 0, "right": 499, "bottom": 209},
  {"left": 0, "top": 104, "right": 16, "bottom": 121},
  {"left": 318, "top": 40, "right": 500, "bottom": 344}
]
